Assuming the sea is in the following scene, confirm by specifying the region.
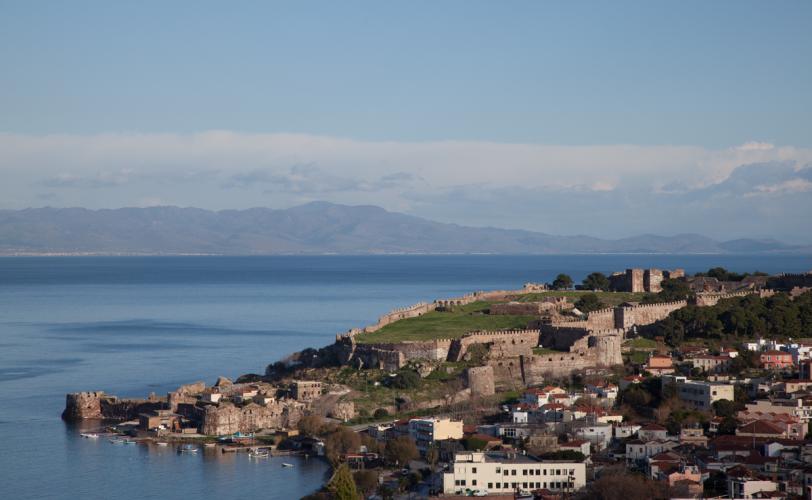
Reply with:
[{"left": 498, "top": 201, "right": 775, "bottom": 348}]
[{"left": 1, "top": 254, "right": 811, "bottom": 499}]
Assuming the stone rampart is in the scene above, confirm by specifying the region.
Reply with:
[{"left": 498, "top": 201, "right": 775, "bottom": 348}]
[
  {"left": 62, "top": 391, "right": 165, "bottom": 421},
  {"left": 613, "top": 300, "right": 687, "bottom": 330},
  {"left": 200, "top": 400, "right": 304, "bottom": 435},
  {"left": 466, "top": 366, "right": 495, "bottom": 396},
  {"left": 693, "top": 289, "right": 775, "bottom": 307}
]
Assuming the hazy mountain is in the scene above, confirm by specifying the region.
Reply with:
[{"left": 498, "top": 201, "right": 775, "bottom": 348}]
[{"left": 0, "top": 202, "right": 806, "bottom": 255}]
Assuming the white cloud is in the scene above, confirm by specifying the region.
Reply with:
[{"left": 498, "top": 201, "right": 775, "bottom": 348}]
[{"left": 753, "top": 178, "right": 812, "bottom": 194}]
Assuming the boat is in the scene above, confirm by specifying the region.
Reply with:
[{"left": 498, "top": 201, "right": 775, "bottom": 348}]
[
  {"left": 178, "top": 444, "right": 199, "bottom": 454},
  {"left": 203, "top": 442, "right": 216, "bottom": 448},
  {"left": 281, "top": 462, "right": 294, "bottom": 468},
  {"left": 123, "top": 439, "right": 137, "bottom": 445},
  {"left": 248, "top": 449, "right": 270, "bottom": 459},
  {"left": 109, "top": 438, "right": 125, "bottom": 444},
  {"left": 156, "top": 442, "right": 168, "bottom": 447},
  {"left": 80, "top": 433, "right": 99, "bottom": 439}
]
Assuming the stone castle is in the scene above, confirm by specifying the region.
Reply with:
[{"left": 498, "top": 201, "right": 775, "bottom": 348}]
[{"left": 608, "top": 267, "right": 685, "bottom": 293}]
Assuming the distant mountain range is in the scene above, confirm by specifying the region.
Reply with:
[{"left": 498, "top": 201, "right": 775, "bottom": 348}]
[{"left": 0, "top": 202, "right": 808, "bottom": 255}]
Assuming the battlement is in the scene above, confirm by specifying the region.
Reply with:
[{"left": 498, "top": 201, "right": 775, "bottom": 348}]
[{"left": 619, "top": 300, "right": 688, "bottom": 310}]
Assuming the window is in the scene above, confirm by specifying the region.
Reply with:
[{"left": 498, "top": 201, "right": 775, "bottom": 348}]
[
  {"left": 472, "top": 480, "right": 477, "bottom": 486},
  {"left": 488, "top": 483, "right": 493, "bottom": 489},
  {"left": 455, "top": 480, "right": 461, "bottom": 486},
  {"left": 472, "top": 467, "right": 477, "bottom": 474},
  {"left": 523, "top": 482, "right": 528, "bottom": 488},
  {"left": 511, "top": 470, "right": 517, "bottom": 476},
  {"left": 522, "top": 469, "right": 527, "bottom": 475},
  {"left": 461, "top": 480, "right": 466, "bottom": 486},
  {"left": 503, "top": 470, "right": 509, "bottom": 476},
  {"left": 503, "top": 483, "right": 508, "bottom": 489},
  {"left": 495, "top": 467, "right": 501, "bottom": 473}
]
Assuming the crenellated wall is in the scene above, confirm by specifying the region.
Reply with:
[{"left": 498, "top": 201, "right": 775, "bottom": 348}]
[
  {"left": 200, "top": 401, "right": 305, "bottom": 435},
  {"left": 613, "top": 300, "right": 687, "bottom": 330},
  {"left": 62, "top": 391, "right": 166, "bottom": 421}
]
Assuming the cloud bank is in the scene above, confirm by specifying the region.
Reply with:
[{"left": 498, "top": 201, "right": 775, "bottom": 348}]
[{"left": 1, "top": 131, "right": 810, "bottom": 242}]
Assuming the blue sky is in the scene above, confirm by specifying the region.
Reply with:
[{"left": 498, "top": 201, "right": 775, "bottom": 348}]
[{"left": 1, "top": 1, "right": 811, "bottom": 242}]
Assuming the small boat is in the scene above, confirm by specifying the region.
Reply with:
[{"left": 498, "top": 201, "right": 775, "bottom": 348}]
[
  {"left": 179, "top": 444, "right": 199, "bottom": 454},
  {"left": 249, "top": 449, "right": 270, "bottom": 459},
  {"left": 203, "top": 442, "right": 216, "bottom": 448},
  {"left": 109, "top": 438, "right": 125, "bottom": 444},
  {"left": 156, "top": 442, "right": 169, "bottom": 447},
  {"left": 281, "top": 462, "right": 294, "bottom": 468},
  {"left": 80, "top": 433, "right": 99, "bottom": 439}
]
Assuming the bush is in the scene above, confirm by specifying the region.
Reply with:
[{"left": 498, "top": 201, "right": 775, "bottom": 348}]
[
  {"left": 387, "top": 369, "right": 421, "bottom": 390},
  {"left": 373, "top": 408, "right": 390, "bottom": 419}
]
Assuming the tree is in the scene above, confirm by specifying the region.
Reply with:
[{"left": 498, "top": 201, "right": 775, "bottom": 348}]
[
  {"left": 373, "top": 408, "right": 390, "bottom": 419},
  {"left": 387, "top": 369, "right": 421, "bottom": 390},
  {"left": 552, "top": 274, "right": 574, "bottom": 290},
  {"left": 582, "top": 272, "right": 610, "bottom": 291},
  {"left": 575, "top": 293, "right": 605, "bottom": 313},
  {"left": 328, "top": 463, "right": 359, "bottom": 500},
  {"left": 712, "top": 399, "right": 742, "bottom": 419},
  {"left": 298, "top": 415, "right": 324, "bottom": 437},
  {"left": 717, "top": 416, "right": 738, "bottom": 435},
  {"left": 353, "top": 470, "right": 379, "bottom": 497},
  {"left": 579, "top": 467, "right": 667, "bottom": 500},
  {"left": 463, "top": 436, "right": 488, "bottom": 451},
  {"left": 384, "top": 436, "right": 419, "bottom": 466},
  {"left": 425, "top": 445, "right": 439, "bottom": 469},
  {"left": 324, "top": 426, "right": 361, "bottom": 465}
]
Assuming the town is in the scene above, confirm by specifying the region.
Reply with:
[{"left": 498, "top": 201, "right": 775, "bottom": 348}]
[{"left": 63, "top": 267, "right": 812, "bottom": 499}]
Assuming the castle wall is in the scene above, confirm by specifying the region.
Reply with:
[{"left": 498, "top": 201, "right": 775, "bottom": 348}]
[
  {"left": 200, "top": 401, "right": 304, "bottom": 435},
  {"left": 62, "top": 391, "right": 165, "bottom": 421},
  {"left": 613, "top": 300, "right": 687, "bottom": 330},
  {"left": 466, "top": 366, "right": 495, "bottom": 397}
]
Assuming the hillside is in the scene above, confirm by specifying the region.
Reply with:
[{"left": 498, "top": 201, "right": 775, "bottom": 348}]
[{"left": 0, "top": 202, "right": 806, "bottom": 255}]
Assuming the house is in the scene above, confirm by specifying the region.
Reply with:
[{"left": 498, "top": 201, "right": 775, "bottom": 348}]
[
  {"left": 291, "top": 380, "right": 322, "bottom": 401},
  {"left": 689, "top": 354, "right": 732, "bottom": 374},
  {"left": 138, "top": 409, "right": 180, "bottom": 431},
  {"left": 522, "top": 388, "right": 549, "bottom": 407},
  {"left": 726, "top": 465, "right": 780, "bottom": 499},
  {"left": 679, "top": 424, "right": 708, "bottom": 447},
  {"left": 619, "top": 375, "right": 645, "bottom": 390},
  {"left": 644, "top": 355, "right": 675, "bottom": 375},
  {"left": 625, "top": 439, "right": 678, "bottom": 464},
  {"left": 760, "top": 350, "right": 794, "bottom": 370},
  {"left": 574, "top": 424, "right": 613, "bottom": 450},
  {"left": 638, "top": 423, "right": 669, "bottom": 441},
  {"left": 408, "top": 417, "right": 463, "bottom": 454},
  {"left": 586, "top": 383, "right": 618, "bottom": 401},
  {"left": 442, "top": 451, "right": 586, "bottom": 495},
  {"left": 200, "top": 390, "right": 222, "bottom": 403},
  {"left": 741, "top": 398, "right": 812, "bottom": 423},
  {"left": 559, "top": 439, "right": 591, "bottom": 457},
  {"left": 737, "top": 419, "right": 803, "bottom": 440},
  {"left": 613, "top": 423, "right": 642, "bottom": 439}
]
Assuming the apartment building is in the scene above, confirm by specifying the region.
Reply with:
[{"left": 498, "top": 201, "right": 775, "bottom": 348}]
[{"left": 443, "top": 451, "right": 585, "bottom": 495}]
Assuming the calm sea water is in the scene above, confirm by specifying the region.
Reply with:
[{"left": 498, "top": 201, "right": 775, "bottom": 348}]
[{"left": 1, "top": 255, "right": 810, "bottom": 499}]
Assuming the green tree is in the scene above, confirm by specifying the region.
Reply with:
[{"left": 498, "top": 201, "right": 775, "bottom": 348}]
[
  {"left": 552, "top": 274, "right": 574, "bottom": 290},
  {"left": 463, "top": 436, "right": 488, "bottom": 450},
  {"left": 717, "top": 416, "right": 738, "bottom": 435},
  {"left": 387, "top": 369, "right": 421, "bottom": 389},
  {"left": 373, "top": 408, "right": 390, "bottom": 419},
  {"left": 328, "top": 463, "right": 359, "bottom": 500},
  {"left": 575, "top": 293, "right": 605, "bottom": 313},
  {"left": 384, "top": 436, "right": 419, "bottom": 466},
  {"left": 582, "top": 272, "right": 610, "bottom": 291},
  {"left": 712, "top": 399, "right": 742, "bottom": 418}
]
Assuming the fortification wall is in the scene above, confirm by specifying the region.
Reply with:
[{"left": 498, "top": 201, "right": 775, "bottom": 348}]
[
  {"left": 693, "top": 289, "right": 775, "bottom": 307},
  {"left": 62, "top": 391, "right": 165, "bottom": 421},
  {"left": 466, "top": 365, "right": 495, "bottom": 396},
  {"left": 200, "top": 401, "right": 304, "bottom": 435},
  {"left": 449, "top": 329, "right": 540, "bottom": 362},
  {"left": 584, "top": 307, "right": 615, "bottom": 330},
  {"left": 614, "top": 300, "right": 687, "bottom": 329}
]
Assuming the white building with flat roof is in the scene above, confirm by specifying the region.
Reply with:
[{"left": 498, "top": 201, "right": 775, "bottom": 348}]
[
  {"left": 408, "top": 417, "right": 463, "bottom": 454},
  {"left": 443, "top": 451, "right": 585, "bottom": 495}
]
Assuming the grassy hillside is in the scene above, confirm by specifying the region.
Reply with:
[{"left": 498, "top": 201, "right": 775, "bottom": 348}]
[{"left": 354, "top": 301, "right": 535, "bottom": 344}]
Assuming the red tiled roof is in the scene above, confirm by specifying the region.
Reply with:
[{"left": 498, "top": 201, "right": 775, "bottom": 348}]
[{"left": 737, "top": 420, "right": 786, "bottom": 435}]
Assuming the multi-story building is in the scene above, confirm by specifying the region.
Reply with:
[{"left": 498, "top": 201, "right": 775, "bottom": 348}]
[
  {"left": 689, "top": 355, "right": 732, "bottom": 374},
  {"left": 759, "top": 350, "right": 794, "bottom": 370},
  {"left": 663, "top": 376, "right": 735, "bottom": 410},
  {"left": 407, "top": 417, "right": 463, "bottom": 454},
  {"left": 443, "top": 451, "right": 586, "bottom": 495},
  {"left": 290, "top": 380, "right": 322, "bottom": 402}
]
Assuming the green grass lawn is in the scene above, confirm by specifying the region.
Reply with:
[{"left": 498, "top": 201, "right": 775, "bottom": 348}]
[
  {"left": 516, "top": 290, "right": 646, "bottom": 307},
  {"left": 625, "top": 337, "right": 658, "bottom": 349},
  {"left": 355, "top": 301, "right": 535, "bottom": 344}
]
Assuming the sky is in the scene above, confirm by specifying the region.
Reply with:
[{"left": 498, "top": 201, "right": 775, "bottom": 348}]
[{"left": 1, "top": 1, "right": 811, "bottom": 242}]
